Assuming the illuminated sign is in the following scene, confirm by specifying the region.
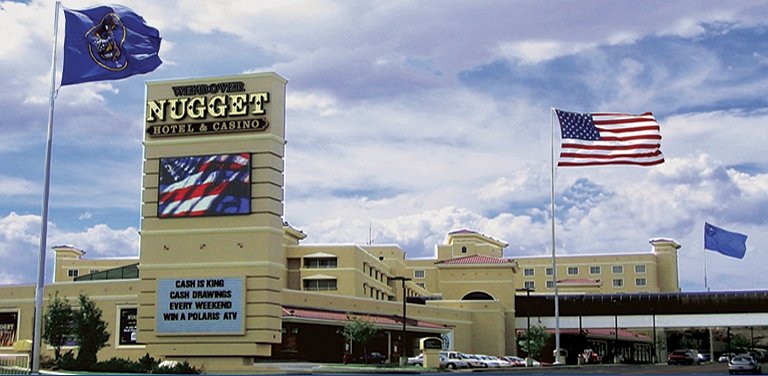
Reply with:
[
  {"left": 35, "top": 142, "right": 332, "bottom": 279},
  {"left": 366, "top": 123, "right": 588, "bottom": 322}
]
[
  {"left": 157, "top": 153, "right": 251, "bottom": 218},
  {"left": 156, "top": 277, "right": 244, "bottom": 335},
  {"left": 146, "top": 80, "right": 269, "bottom": 137},
  {"left": 0, "top": 311, "right": 18, "bottom": 347}
]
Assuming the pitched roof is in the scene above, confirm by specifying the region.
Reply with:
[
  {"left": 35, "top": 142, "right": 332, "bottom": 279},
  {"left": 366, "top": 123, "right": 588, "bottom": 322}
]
[{"left": 436, "top": 254, "right": 514, "bottom": 265}]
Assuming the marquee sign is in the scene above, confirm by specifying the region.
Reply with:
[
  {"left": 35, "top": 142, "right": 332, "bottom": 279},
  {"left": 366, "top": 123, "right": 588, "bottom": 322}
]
[
  {"left": 156, "top": 277, "right": 244, "bottom": 335},
  {"left": 145, "top": 80, "right": 270, "bottom": 137}
]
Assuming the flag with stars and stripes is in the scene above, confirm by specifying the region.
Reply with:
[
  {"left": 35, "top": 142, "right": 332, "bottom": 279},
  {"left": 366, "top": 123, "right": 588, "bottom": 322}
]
[
  {"left": 158, "top": 153, "right": 250, "bottom": 218},
  {"left": 555, "top": 109, "right": 665, "bottom": 167}
]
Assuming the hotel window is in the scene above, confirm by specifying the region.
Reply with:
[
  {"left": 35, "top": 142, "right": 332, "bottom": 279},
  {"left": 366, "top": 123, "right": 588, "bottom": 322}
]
[
  {"left": 589, "top": 266, "right": 601, "bottom": 275},
  {"left": 546, "top": 280, "right": 554, "bottom": 289},
  {"left": 567, "top": 267, "right": 579, "bottom": 275},
  {"left": 545, "top": 267, "right": 553, "bottom": 276},
  {"left": 635, "top": 278, "right": 647, "bottom": 287},
  {"left": 524, "top": 281, "right": 535, "bottom": 290},
  {"left": 635, "top": 265, "right": 646, "bottom": 273},
  {"left": 304, "top": 257, "right": 337, "bottom": 268},
  {"left": 414, "top": 270, "right": 425, "bottom": 279},
  {"left": 523, "top": 268, "right": 535, "bottom": 277},
  {"left": 612, "top": 278, "right": 624, "bottom": 288},
  {"left": 67, "top": 269, "right": 79, "bottom": 277},
  {"left": 303, "top": 279, "right": 337, "bottom": 291},
  {"left": 612, "top": 265, "right": 623, "bottom": 274}
]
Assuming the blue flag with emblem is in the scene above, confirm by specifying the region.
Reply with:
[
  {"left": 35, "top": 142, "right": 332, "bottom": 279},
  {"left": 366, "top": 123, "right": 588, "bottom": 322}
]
[
  {"left": 704, "top": 222, "right": 748, "bottom": 259},
  {"left": 61, "top": 4, "right": 162, "bottom": 85}
]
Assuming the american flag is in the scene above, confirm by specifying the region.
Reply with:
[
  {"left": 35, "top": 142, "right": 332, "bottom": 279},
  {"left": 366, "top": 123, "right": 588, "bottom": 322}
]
[
  {"left": 158, "top": 153, "right": 250, "bottom": 217},
  {"left": 555, "top": 109, "right": 665, "bottom": 167}
]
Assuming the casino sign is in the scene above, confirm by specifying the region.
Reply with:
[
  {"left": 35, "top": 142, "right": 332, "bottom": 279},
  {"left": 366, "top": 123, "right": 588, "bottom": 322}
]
[{"left": 146, "top": 80, "right": 269, "bottom": 137}]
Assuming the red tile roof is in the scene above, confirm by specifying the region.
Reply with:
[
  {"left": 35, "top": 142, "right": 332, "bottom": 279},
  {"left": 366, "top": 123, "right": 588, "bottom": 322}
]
[
  {"left": 436, "top": 254, "right": 514, "bottom": 265},
  {"left": 282, "top": 306, "right": 445, "bottom": 329}
]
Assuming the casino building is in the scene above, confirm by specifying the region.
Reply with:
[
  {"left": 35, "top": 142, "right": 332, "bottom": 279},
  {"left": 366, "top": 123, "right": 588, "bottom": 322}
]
[{"left": 0, "top": 73, "right": 681, "bottom": 373}]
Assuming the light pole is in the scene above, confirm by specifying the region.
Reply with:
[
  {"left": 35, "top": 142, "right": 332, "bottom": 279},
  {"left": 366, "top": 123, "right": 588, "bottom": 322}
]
[
  {"left": 516, "top": 287, "right": 534, "bottom": 366},
  {"left": 391, "top": 276, "right": 411, "bottom": 366}
]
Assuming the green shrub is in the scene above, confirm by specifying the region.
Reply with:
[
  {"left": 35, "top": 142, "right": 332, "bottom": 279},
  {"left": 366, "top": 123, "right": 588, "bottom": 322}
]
[{"left": 90, "top": 357, "right": 142, "bottom": 373}]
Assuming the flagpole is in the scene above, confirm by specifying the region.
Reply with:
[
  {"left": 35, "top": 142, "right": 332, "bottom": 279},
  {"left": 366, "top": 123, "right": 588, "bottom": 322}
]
[
  {"left": 704, "top": 237, "right": 709, "bottom": 292},
  {"left": 550, "top": 108, "right": 561, "bottom": 365},
  {"left": 32, "top": 1, "right": 61, "bottom": 373}
]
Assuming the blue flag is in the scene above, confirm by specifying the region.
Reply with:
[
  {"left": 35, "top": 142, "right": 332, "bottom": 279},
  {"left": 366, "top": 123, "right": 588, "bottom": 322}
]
[
  {"left": 704, "top": 222, "right": 748, "bottom": 259},
  {"left": 62, "top": 5, "right": 162, "bottom": 85}
]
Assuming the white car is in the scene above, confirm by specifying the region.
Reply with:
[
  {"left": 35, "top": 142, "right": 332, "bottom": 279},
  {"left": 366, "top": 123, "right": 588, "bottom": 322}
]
[
  {"left": 408, "top": 353, "right": 468, "bottom": 369},
  {"left": 474, "top": 354, "right": 503, "bottom": 367},
  {"left": 489, "top": 355, "right": 513, "bottom": 367}
]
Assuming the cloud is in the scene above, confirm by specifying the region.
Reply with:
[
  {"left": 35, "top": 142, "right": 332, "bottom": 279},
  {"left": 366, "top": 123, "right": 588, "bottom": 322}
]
[{"left": 0, "top": 212, "right": 138, "bottom": 284}]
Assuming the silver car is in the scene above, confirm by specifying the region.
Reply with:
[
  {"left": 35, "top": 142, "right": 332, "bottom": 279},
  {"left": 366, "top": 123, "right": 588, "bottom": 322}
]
[{"left": 729, "top": 354, "right": 762, "bottom": 375}]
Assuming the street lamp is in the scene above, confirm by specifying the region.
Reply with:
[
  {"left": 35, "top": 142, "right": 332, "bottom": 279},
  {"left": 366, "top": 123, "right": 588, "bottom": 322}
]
[
  {"left": 391, "top": 276, "right": 411, "bottom": 366},
  {"left": 516, "top": 287, "right": 534, "bottom": 366}
]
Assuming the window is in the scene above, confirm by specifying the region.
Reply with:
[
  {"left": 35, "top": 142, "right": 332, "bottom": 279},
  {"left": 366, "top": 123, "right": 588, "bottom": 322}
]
[
  {"left": 589, "top": 266, "right": 601, "bottom": 275},
  {"left": 545, "top": 267, "right": 553, "bottom": 276},
  {"left": 461, "top": 246, "right": 468, "bottom": 253},
  {"left": 546, "top": 280, "right": 554, "bottom": 289},
  {"left": 304, "top": 257, "right": 337, "bottom": 268},
  {"left": 612, "top": 265, "right": 623, "bottom": 274},
  {"left": 524, "top": 281, "right": 535, "bottom": 290},
  {"left": 414, "top": 270, "right": 425, "bottom": 279},
  {"left": 567, "top": 267, "right": 579, "bottom": 275},
  {"left": 416, "top": 282, "right": 425, "bottom": 289},
  {"left": 612, "top": 278, "right": 624, "bottom": 288},
  {"left": 635, "top": 278, "right": 647, "bottom": 287},
  {"left": 118, "top": 307, "right": 138, "bottom": 346},
  {"left": 303, "top": 279, "right": 337, "bottom": 291},
  {"left": 67, "top": 269, "right": 79, "bottom": 277},
  {"left": 635, "top": 265, "right": 646, "bottom": 274},
  {"left": 523, "top": 268, "right": 535, "bottom": 277}
]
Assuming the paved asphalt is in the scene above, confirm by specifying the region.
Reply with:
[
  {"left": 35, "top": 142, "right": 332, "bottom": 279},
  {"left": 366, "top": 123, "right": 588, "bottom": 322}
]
[{"left": 309, "top": 362, "right": 734, "bottom": 375}]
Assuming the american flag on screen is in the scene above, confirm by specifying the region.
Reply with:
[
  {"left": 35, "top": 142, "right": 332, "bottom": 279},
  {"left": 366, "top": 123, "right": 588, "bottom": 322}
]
[
  {"left": 555, "top": 109, "right": 665, "bottom": 167},
  {"left": 158, "top": 153, "right": 250, "bottom": 217}
]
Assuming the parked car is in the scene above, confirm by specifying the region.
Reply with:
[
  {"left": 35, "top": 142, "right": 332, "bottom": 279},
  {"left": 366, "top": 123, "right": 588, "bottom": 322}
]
[
  {"left": 474, "top": 354, "right": 503, "bottom": 367},
  {"left": 667, "top": 349, "right": 698, "bottom": 365},
  {"left": 698, "top": 353, "right": 711, "bottom": 363},
  {"left": 458, "top": 353, "right": 487, "bottom": 368},
  {"left": 501, "top": 356, "right": 526, "bottom": 367},
  {"left": 357, "top": 352, "right": 387, "bottom": 364},
  {"left": 440, "top": 351, "right": 483, "bottom": 368},
  {"left": 720, "top": 353, "right": 737, "bottom": 363},
  {"left": 489, "top": 355, "right": 513, "bottom": 367},
  {"left": 729, "top": 354, "right": 762, "bottom": 374},
  {"left": 407, "top": 353, "right": 468, "bottom": 369}
]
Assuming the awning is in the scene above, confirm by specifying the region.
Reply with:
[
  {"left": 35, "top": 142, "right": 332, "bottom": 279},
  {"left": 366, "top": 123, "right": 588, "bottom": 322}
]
[{"left": 282, "top": 306, "right": 447, "bottom": 331}]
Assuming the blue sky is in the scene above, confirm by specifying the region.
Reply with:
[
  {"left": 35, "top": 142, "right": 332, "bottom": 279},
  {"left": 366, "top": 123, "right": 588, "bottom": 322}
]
[{"left": 1, "top": 0, "right": 767, "bottom": 291}]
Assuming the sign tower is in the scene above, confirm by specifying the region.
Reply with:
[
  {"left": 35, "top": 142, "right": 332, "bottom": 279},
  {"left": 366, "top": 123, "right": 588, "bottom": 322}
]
[{"left": 138, "top": 73, "right": 287, "bottom": 371}]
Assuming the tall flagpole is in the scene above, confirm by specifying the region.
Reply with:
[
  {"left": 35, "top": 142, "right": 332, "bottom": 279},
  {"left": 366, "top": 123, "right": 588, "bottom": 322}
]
[
  {"left": 704, "top": 239, "right": 709, "bottom": 292},
  {"left": 550, "top": 108, "right": 561, "bottom": 364},
  {"left": 32, "top": 1, "right": 61, "bottom": 373}
]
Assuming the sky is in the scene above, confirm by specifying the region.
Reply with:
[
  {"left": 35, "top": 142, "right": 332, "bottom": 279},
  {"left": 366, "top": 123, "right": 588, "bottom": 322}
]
[{"left": 1, "top": 0, "right": 767, "bottom": 292}]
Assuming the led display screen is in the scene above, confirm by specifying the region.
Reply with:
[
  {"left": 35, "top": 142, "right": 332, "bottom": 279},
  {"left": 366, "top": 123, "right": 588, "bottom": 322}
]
[{"left": 158, "top": 153, "right": 251, "bottom": 218}]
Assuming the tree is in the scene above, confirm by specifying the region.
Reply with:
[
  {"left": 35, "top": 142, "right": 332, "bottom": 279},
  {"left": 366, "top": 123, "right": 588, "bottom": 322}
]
[
  {"left": 42, "top": 292, "right": 73, "bottom": 360},
  {"left": 72, "top": 294, "right": 110, "bottom": 368},
  {"left": 340, "top": 316, "right": 380, "bottom": 363},
  {"left": 517, "top": 324, "right": 550, "bottom": 362}
]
